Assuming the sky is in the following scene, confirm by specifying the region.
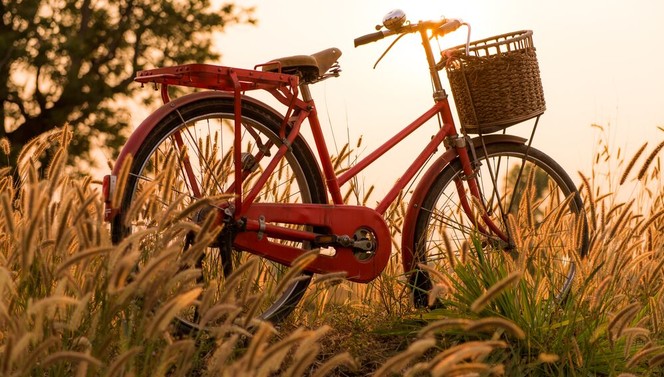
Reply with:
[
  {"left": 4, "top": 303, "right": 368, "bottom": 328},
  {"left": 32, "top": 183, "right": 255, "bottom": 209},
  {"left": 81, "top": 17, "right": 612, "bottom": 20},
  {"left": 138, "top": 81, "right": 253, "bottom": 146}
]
[{"left": 208, "top": 0, "right": 664, "bottom": 192}]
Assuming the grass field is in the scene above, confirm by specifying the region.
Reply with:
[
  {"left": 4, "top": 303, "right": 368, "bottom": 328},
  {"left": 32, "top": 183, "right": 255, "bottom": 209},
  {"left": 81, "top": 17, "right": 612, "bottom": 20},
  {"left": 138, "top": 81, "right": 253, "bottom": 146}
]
[{"left": 1, "top": 126, "right": 663, "bottom": 376}]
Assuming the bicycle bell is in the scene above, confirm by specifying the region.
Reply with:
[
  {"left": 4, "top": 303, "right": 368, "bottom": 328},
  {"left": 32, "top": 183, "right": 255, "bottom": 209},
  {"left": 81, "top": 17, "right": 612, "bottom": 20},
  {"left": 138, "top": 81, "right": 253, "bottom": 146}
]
[{"left": 382, "top": 9, "right": 406, "bottom": 30}]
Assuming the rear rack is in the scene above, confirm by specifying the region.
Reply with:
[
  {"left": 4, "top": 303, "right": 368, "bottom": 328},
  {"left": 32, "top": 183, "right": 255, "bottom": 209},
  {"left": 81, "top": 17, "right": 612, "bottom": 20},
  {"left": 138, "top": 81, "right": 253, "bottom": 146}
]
[{"left": 134, "top": 63, "right": 300, "bottom": 92}]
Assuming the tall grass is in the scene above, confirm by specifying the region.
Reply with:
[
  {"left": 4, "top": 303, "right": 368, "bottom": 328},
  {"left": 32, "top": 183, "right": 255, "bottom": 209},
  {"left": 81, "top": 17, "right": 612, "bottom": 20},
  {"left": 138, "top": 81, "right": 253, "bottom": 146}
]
[
  {"left": 2, "top": 125, "right": 664, "bottom": 376},
  {"left": 0, "top": 129, "right": 356, "bottom": 376}
]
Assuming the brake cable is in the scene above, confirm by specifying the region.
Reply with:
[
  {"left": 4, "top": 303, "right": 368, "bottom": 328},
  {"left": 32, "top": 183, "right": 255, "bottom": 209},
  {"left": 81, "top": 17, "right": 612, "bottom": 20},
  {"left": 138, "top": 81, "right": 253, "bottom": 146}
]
[{"left": 372, "top": 30, "right": 408, "bottom": 69}]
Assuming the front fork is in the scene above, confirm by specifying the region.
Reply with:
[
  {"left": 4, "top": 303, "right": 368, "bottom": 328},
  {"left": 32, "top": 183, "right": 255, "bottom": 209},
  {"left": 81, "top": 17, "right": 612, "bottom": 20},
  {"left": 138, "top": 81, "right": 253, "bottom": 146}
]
[{"left": 447, "top": 135, "right": 510, "bottom": 243}]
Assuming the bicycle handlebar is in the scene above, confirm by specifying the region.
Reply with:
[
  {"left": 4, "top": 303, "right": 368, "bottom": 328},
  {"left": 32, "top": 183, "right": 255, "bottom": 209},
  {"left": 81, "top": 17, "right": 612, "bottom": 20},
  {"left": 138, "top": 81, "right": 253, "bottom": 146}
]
[
  {"left": 436, "top": 19, "right": 463, "bottom": 36},
  {"left": 353, "top": 18, "right": 465, "bottom": 48},
  {"left": 354, "top": 30, "right": 389, "bottom": 47}
]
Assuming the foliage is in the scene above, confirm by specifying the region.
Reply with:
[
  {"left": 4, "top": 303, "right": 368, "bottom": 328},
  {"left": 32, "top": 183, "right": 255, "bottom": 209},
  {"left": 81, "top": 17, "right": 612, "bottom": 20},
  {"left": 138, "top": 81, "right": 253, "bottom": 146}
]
[{"left": 0, "top": 0, "right": 255, "bottom": 169}]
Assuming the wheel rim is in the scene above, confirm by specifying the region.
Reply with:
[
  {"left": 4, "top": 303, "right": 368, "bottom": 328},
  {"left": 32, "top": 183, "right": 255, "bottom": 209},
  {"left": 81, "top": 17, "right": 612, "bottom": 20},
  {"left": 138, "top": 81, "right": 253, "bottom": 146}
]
[{"left": 415, "top": 145, "right": 586, "bottom": 304}]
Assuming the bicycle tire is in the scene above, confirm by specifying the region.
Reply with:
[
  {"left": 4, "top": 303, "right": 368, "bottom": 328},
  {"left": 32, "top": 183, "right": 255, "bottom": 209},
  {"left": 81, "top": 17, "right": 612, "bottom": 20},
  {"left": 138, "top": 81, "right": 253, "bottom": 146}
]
[
  {"left": 410, "top": 142, "right": 588, "bottom": 307},
  {"left": 111, "top": 96, "right": 327, "bottom": 328}
]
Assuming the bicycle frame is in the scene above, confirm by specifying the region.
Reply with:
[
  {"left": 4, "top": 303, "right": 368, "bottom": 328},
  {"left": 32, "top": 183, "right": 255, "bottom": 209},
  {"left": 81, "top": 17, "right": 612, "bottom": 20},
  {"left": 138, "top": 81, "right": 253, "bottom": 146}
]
[{"left": 103, "top": 26, "right": 517, "bottom": 284}]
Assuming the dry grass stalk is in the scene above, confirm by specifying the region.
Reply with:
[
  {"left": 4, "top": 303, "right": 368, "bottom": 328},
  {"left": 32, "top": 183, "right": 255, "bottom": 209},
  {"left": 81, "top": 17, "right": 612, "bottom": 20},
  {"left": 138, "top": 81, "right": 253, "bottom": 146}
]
[
  {"left": 650, "top": 296, "right": 661, "bottom": 334},
  {"left": 373, "top": 337, "right": 437, "bottom": 377},
  {"left": 418, "top": 318, "right": 473, "bottom": 337},
  {"left": 440, "top": 362, "right": 492, "bottom": 376},
  {"left": 146, "top": 288, "right": 202, "bottom": 338},
  {"left": 608, "top": 302, "right": 641, "bottom": 342},
  {"left": 464, "top": 317, "right": 526, "bottom": 340},
  {"left": 620, "top": 142, "right": 649, "bottom": 184},
  {"left": 637, "top": 140, "right": 664, "bottom": 180},
  {"left": 638, "top": 209, "right": 664, "bottom": 235},
  {"left": 538, "top": 353, "right": 560, "bottom": 363},
  {"left": 649, "top": 350, "right": 664, "bottom": 368},
  {"left": 590, "top": 276, "right": 612, "bottom": 310},
  {"left": 429, "top": 341, "right": 505, "bottom": 376},
  {"left": 471, "top": 271, "right": 522, "bottom": 313},
  {"left": 607, "top": 200, "right": 634, "bottom": 240}
]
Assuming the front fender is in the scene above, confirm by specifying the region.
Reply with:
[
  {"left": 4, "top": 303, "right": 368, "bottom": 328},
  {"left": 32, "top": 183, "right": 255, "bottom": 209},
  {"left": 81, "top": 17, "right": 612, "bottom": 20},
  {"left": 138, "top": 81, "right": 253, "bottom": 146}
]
[{"left": 400, "top": 134, "right": 527, "bottom": 274}]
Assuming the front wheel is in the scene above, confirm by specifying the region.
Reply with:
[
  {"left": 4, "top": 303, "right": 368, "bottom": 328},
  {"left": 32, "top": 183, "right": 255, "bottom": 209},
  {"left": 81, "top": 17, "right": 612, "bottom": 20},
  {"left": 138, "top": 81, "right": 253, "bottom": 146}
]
[{"left": 411, "top": 142, "right": 588, "bottom": 306}]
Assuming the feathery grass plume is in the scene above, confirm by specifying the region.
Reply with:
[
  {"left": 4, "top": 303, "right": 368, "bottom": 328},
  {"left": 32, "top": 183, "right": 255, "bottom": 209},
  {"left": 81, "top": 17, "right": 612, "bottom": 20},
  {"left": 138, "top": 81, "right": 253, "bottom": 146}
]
[
  {"left": 620, "top": 142, "right": 648, "bottom": 184},
  {"left": 146, "top": 287, "right": 202, "bottom": 338},
  {"left": 373, "top": 337, "right": 437, "bottom": 377},
  {"left": 54, "top": 246, "right": 112, "bottom": 278},
  {"left": 332, "top": 143, "right": 350, "bottom": 172},
  {"left": 107, "top": 250, "right": 140, "bottom": 294},
  {"left": 608, "top": 302, "right": 641, "bottom": 341},
  {"left": 471, "top": 270, "right": 522, "bottom": 313},
  {"left": 242, "top": 321, "right": 276, "bottom": 373},
  {"left": 271, "top": 249, "right": 319, "bottom": 300},
  {"left": 205, "top": 333, "right": 240, "bottom": 372},
  {"left": 282, "top": 326, "right": 331, "bottom": 377},
  {"left": 1, "top": 193, "right": 15, "bottom": 236},
  {"left": 650, "top": 296, "right": 660, "bottom": 334},
  {"left": 607, "top": 199, "right": 634, "bottom": 240},
  {"left": 538, "top": 353, "right": 560, "bottom": 363},
  {"left": 418, "top": 318, "right": 473, "bottom": 337},
  {"left": 578, "top": 172, "right": 596, "bottom": 230},
  {"left": 15, "top": 128, "right": 60, "bottom": 177},
  {"left": 440, "top": 362, "right": 492, "bottom": 376},
  {"left": 650, "top": 351, "right": 664, "bottom": 368},
  {"left": 46, "top": 147, "right": 66, "bottom": 197},
  {"left": 0, "top": 137, "right": 9, "bottom": 156},
  {"left": 622, "top": 327, "right": 651, "bottom": 358},
  {"left": 111, "top": 155, "right": 132, "bottom": 210},
  {"left": 15, "top": 336, "right": 59, "bottom": 376},
  {"left": 443, "top": 231, "right": 456, "bottom": 269},
  {"left": 637, "top": 140, "right": 664, "bottom": 180},
  {"left": 416, "top": 262, "right": 449, "bottom": 284},
  {"left": 132, "top": 245, "right": 180, "bottom": 291},
  {"left": 571, "top": 336, "right": 583, "bottom": 367},
  {"left": 626, "top": 344, "right": 664, "bottom": 368},
  {"left": 311, "top": 271, "right": 348, "bottom": 288},
  {"left": 429, "top": 343, "right": 501, "bottom": 376},
  {"left": 121, "top": 177, "right": 159, "bottom": 228},
  {"left": 638, "top": 209, "right": 664, "bottom": 235},
  {"left": 252, "top": 327, "right": 315, "bottom": 375},
  {"left": 590, "top": 276, "right": 613, "bottom": 310},
  {"left": 362, "top": 185, "right": 375, "bottom": 206},
  {"left": 464, "top": 317, "right": 526, "bottom": 340}
]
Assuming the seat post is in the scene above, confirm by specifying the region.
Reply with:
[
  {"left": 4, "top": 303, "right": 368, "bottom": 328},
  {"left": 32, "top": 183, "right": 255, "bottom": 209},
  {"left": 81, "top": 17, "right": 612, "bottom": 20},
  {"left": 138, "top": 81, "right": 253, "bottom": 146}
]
[{"left": 299, "top": 82, "right": 313, "bottom": 102}]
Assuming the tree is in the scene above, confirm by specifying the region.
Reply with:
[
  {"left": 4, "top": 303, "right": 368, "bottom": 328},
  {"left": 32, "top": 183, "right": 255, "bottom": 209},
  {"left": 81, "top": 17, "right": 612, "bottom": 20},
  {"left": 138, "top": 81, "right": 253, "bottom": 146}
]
[{"left": 0, "top": 0, "right": 255, "bottom": 170}]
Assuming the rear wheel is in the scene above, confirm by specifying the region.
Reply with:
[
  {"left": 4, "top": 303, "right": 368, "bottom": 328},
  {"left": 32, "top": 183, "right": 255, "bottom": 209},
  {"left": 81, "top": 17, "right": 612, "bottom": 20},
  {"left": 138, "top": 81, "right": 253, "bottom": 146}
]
[
  {"left": 111, "top": 96, "right": 327, "bottom": 328},
  {"left": 411, "top": 142, "right": 588, "bottom": 306}
]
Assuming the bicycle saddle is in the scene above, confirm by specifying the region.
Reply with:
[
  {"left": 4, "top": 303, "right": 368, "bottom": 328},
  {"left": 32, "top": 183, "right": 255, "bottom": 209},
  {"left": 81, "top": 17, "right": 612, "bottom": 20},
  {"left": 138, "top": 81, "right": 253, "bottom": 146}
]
[{"left": 262, "top": 48, "right": 342, "bottom": 83}]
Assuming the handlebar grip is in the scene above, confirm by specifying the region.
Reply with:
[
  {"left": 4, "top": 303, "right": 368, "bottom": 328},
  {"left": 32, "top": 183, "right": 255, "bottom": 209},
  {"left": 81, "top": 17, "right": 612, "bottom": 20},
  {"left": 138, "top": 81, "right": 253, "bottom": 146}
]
[
  {"left": 354, "top": 31, "right": 386, "bottom": 47},
  {"left": 437, "top": 19, "right": 463, "bottom": 36}
]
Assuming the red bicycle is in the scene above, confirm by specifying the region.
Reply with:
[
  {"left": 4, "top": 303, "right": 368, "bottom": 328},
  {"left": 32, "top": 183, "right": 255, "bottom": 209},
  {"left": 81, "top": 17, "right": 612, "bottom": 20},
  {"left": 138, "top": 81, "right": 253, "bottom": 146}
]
[{"left": 103, "top": 10, "right": 588, "bottom": 328}]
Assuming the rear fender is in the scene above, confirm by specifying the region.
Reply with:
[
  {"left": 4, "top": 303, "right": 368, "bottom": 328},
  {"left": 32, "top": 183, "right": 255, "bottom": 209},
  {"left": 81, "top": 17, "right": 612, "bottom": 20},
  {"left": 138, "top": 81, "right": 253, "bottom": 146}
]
[
  {"left": 111, "top": 91, "right": 287, "bottom": 176},
  {"left": 103, "top": 91, "right": 323, "bottom": 221},
  {"left": 400, "top": 134, "right": 527, "bottom": 274}
]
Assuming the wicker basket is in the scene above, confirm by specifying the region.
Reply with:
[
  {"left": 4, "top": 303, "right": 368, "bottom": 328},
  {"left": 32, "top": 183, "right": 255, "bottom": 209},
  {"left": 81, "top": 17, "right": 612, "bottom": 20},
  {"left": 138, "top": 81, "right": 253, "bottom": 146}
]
[{"left": 442, "top": 30, "right": 546, "bottom": 134}]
